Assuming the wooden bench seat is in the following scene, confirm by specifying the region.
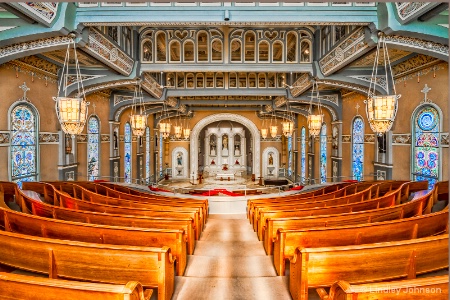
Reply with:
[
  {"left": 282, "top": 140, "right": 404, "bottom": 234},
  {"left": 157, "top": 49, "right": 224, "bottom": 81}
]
[
  {"left": 0, "top": 230, "right": 175, "bottom": 300},
  {"left": 317, "top": 275, "right": 448, "bottom": 300},
  {"left": 0, "top": 272, "right": 153, "bottom": 300},
  {"left": 8, "top": 189, "right": 197, "bottom": 255},
  {"left": 258, "top": 191, "right": 398, "bottom": 245},
  {"left": 0, "top": 205, "right": 188, "bottom": 276},
  {"left": 289, "top": 234, "right": 448, "bottom": 300},
  {"left": 273, "top": 210, "right": 448, "bottom": 275},
  {"left": 38, "top": 182, "right": 206, "bottom": 232},
  {"left": 262, "top": 190, "right": 433, "bottom": 256}
]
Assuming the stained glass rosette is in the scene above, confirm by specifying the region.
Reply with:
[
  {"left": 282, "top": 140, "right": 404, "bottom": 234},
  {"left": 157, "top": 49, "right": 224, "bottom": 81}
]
[
  {"left": 365, "top": 95, "right": 399, "bottom": 136},
  {"left": 54, "top": 96, "right": 89, "bottom": 136}
]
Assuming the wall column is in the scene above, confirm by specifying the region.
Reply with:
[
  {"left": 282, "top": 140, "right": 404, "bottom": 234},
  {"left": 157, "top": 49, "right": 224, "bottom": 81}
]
[{"left": 109, "top": 121, "right": 120, "bottom": 182}]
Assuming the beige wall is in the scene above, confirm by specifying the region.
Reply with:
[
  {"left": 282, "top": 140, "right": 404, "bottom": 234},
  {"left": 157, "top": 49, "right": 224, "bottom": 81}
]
[{"left": 0, "top": 66, "right": 59, "bottom": 182}]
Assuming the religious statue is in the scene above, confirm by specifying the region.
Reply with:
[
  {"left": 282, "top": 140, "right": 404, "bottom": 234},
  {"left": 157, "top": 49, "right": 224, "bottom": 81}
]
[
  {"left": 222, "top": 135, "right": 228, "bottom": 149},
  {"left": 268, "top": 153, "right": 274, "bottom": 165},
  {"left": 210, "top": 145, "right": 216, "bottom": 156},
  {"left": 113, "top": 132, "right": 118, "bottom": 149},
  {"left": 177, "top": 153, "right": 182, "bottom": 165},
  {"left": 234, "top": 145, "right": 240, "bottom": 156}
]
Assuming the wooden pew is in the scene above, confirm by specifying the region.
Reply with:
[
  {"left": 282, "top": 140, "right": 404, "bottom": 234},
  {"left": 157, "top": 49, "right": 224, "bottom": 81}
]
[
  {"left": 317, "top": 275, "right": 448, "bottom": 300},
  {"left": 36, "top": 182, "right": 206, "bottom": 234},
  {"left": 0, "top": 230, "right": 175, "bottom": 300},
  {"left": 289, "top": 234, "right": 448, "bottom": 300},
  {"left": 433, "top": 181, "right": 449, "bottom": 206},
  {"left": 263, "top": 190, "right": 433, "bottom": 256},
  {"left": 6, "top": 186, "right": 196, "bottom": 255},
  {"left": 273, "top": 210, "right": 448, "bottom": 275},
  {"left": 258, "top": 191, "right": 398, "bottom": 244},
  {"left": 0, "top": 206, "right": 188, "bottom": 276},
  {"left": 19, "top": 184, "right": 203, "bottom": 240},
  {"left": 0, "top": 272, "right": 153, "bottom": 300}
]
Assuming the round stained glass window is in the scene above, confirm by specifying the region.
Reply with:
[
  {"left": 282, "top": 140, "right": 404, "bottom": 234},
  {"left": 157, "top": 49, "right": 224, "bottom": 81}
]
[{"left": 417, "top": 108, "right": 438, "bottom": 131}]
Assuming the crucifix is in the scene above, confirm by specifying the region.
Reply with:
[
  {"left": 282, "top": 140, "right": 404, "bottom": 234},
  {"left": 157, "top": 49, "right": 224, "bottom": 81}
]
[
  {"left": 19, "top": 82, "right": 30, "bottom": 102},
  {"left": 421, "top": 84, "right": 432, "bottom": 103}
]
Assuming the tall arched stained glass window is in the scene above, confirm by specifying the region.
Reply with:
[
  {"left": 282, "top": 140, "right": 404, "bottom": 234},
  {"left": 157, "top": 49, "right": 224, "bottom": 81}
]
[
  {"left": 301, "top": 127, "right": 306, "bottom": 183},
  {"left": 124, "top": 123, "right": 132, "bottom": 183},
  {"left": 159, "top": 134, "right": 163, "bottom": 178},
  {"left": 412, "top": 105, "right": 440, "bottom": 188},
  {"left": 288, "top": 136, "right": 293, "bottom": 177},
  {"left": 87, "top": 116, "right": 100, "bottom": 181},
  {"left": 352, "top": 117, "right": 364, "bottom": 181},
  {"left": 320, "top": 124, "right": 327, "bottom": 183},
  {"left": 145, "top": 127, "right": 150, "bottom": 184},
  {"left": 10, "top": 104, "right": 39, "bottom": 187}
]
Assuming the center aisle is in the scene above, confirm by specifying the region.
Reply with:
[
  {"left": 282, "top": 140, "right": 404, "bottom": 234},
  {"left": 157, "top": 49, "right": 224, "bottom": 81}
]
[{"left": 172, "top": 214, "right": 292, "bottom": 300}]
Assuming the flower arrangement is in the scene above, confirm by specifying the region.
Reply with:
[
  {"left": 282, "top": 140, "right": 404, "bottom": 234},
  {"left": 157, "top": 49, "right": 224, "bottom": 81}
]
[{"left": 222, "top": 164, "right": 228, "bottom": 171}]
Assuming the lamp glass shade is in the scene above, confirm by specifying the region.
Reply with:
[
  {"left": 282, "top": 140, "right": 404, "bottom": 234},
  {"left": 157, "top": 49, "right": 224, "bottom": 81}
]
[
  {"left": 307, "top": 114, "right": 323, "bottom": 137},
  {"left": 366, "top": 95, "right": 398, "bottom": 135},
  {"left": 270, "top": 125, "right": 278, "bottom": 138},
  {"left": 183, "top": 128, "right": 191, "bottom": 139},
  {"left": 261, "top": 128, "right": 268, "bottom": 139},
  {"left": 130, "top": 114, "right": 147, "bottom": 136},
  {"left": 174, "top": 125, "right": 182, "bottom": 138},
  {"left": 54, "top": 97, "right": 88, "bottom": 135}
]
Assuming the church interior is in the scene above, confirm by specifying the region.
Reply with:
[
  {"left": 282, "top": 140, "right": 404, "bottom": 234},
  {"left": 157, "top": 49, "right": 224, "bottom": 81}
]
[{"left": 0, "top": 2, "right": 448, "bottom": 300}]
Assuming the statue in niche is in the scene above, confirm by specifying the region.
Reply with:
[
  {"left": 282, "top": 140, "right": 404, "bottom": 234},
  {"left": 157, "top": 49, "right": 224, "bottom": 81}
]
[
  {"left": 210, "top": 145, "right": 216, "bottom": 156},
  {"left": 177, "top": 152, "right": 183, "bottom": 166},
  {"left": 234, "top": 145, "right": 240, "bottom": 156},
  {"left": 210, "top": 135, "right": 216, "bottom": 156},
  {"left": 113, "top": 132, "right": 118, "bottom": 149},
  {"left": 222, "top": 135, "right": 229, "bottom": 156},
  {"left": 268, "top": 153, "right": 274, "bottom": 165}
]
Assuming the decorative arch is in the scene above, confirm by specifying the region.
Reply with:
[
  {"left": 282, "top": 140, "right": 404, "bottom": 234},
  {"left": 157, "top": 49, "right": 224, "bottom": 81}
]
[
  {"left": 172, "top": 146, "right": 188, "bottom": 179},
  {"left": 87, "top": 115, "right": 100, "bottom": 181},
  {"left": 8, "top": 101, "right": 40, "bottom": 186},
  {"left": 411, "top": 102, "right": 443, "bottom": 188},
  {"left": 190, "top": 113, "right": 261, "bottom": 178},
  {"left": 262, "top": 147, "right": 279, "bottom": 178}
]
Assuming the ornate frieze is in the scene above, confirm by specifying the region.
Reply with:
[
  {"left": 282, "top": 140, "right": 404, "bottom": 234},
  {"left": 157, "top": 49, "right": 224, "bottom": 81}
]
[
  {"left": 392, "top": 134, "right": 411, "bottom": 145},
  {"left": 76, "top": 134, "right": 88, "bottom": 143},
  {"left": 342, "top": 135, "right": 351, "bottom": 143},
  {"left": 142, "top": 72, "right": 163, "bottom": 99},
  {"left": 114, "top": 95, "right": 133, "bottom": 106},
  {"left": 18, "top": 3, "right": 58, "bottom": 24},
  {"left": 393, "top": 54, "right": 441, "bottom": 77},
  {"left": 43, "top": 49, "right": 104, "bottom": 67},
  {"left": 395, "top": 63, "right": 446, "bottom": 85},
  {"left": 395, "top": 2, "right": 433, "bottom": 22},
  {"left": 441, "top": 133, "right": 449, "bottom": 146},
  {"left": 364, "top": 134, "right": 375, "bottom": 143},
  {"left": 319, "top": 94, "right": 339, "bottom": 106},
  {"left": 39, "top": 133, "right": 59, "bottom": 143},
  {"left": 65, "top": 74, "right": 106, "bottom": 89},
  {"left": 350, "top": 48, "right": 410, "bottom": 67},
  {"left": 348, "top": 75, "right": 387, "bottom": 93},
  {"left": 384, "top": 35, "right": 449, "bottom": 58},
  {"left": 0, "top": 132, "right": 10, "bottom": 146},
  {"left": 0, "top": 36, "right": 72, "bottom": 61},
  {"left": 290, "top": 73, "right": 312, "bottom": 97},
  {"left": 84, "top": 27, "right": 134, "bottom": 76},
  {"left": 114, "top": 104, "right": 133, "bottom": 122},
  {"left": 319, "top": 27, "right": 369, "bottom": 76},
  {"left": 83, "top": 22, "right": 370, "bottom": 27},
  {"left": 321, "top": 104, "right": 338, "bottom": 121},
  {"left": 261, "top": 136, "right": 282, "bottom": 142},
  {"left": 274, "top": 96, "right": 287, "bottom": 108},
  {"left": 101, "top": 134, "right": 110, "bottom": 142}
]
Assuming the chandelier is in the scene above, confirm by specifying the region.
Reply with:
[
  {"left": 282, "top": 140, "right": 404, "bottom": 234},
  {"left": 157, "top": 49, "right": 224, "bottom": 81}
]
[
  {"left": 159, "top": 101, "right": 171, "bottom": 139},
  {"left": 281, "top": 99, "right": 294, "bottom": 138},
  {"left": 307, "top": 79, "right": 323, "bottom": 137},
  {"left": 269, "top": 111, "right": 278, "bottom": 138},
  {"left": 129, "top": 79, "right": 147, "bottom": 136},
  {"left": 365, "top": 32, "right": 401, "bottom": 135},
  {"left": 53, "top": 33, "right": 89, "bottom": 136},
  {"left": 259, "top": 106, "right": 268, "bottom": 139},
  {"left": 174, "top": 112, "right": 183, "bottom": 139},
  {"left": 182, "top": 113, "right": 191, "bottom": 139}
]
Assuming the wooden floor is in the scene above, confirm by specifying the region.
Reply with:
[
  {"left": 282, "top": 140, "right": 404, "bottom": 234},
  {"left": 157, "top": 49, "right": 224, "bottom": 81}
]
[{"left": 170, "top": 214, "right": 296, "bottom": 300}]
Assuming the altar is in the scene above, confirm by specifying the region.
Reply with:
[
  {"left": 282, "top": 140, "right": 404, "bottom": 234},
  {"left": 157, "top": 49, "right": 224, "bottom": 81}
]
[{"left": 215, "top": 173, "right": 235, "bottom": 180}]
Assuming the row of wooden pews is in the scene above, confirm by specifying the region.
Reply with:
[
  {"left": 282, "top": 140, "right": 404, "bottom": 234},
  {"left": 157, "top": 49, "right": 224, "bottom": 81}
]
[
  {"left": 0, "top": 180, "right": 209, "bottom": 300},
  {"left": 247, "top": 180, "right": 449, "bottom": 300}
]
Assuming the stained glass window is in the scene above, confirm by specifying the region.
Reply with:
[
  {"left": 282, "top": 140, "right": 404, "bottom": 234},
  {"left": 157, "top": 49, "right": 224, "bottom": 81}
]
[
  {"left": 159, "top": 134, "right": 163, "bottom": 178},
  {"left": 124, "top": 123, "right": 132, "bottom": 183},
  {"left": 413, "top": 105, "right": 440, "bottom": 189},
  {"left": 10, "top": 104, "right": 38, "bottom": 187},
  {"left": 352, "top": 117, "right": 364, "bottom": 181},
  {"left": 87, "top": 116, "right": 100, "bottom": 181},
  {"left": 320, "top": 124, "right": 327, "bottom": 183},
  {"left": 287, "top": 136, "right": 293, "bottom": 177},
  {"left": 301, "top": 127, "right": 306, "bottom": 183},
  {"left": 145, "top": 127, "right": 150, "bottom": 184}
]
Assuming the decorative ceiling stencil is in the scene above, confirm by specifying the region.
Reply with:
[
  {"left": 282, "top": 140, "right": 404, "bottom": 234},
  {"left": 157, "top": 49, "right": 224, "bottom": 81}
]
[
  {"left": 18, "top": 3, "right": 58, "bottom": 24},
  {"left": 65, "top": 74, "right": 106, "bottom": 88},
  {"left": 348, "top": 75, "right": 387, "bottom": 92},
  {"left": 349, "top": 48, "right": 411, "bottom": 67},
  {"left": 392, "top": 54, "right": 441, "bottom": 77}
]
